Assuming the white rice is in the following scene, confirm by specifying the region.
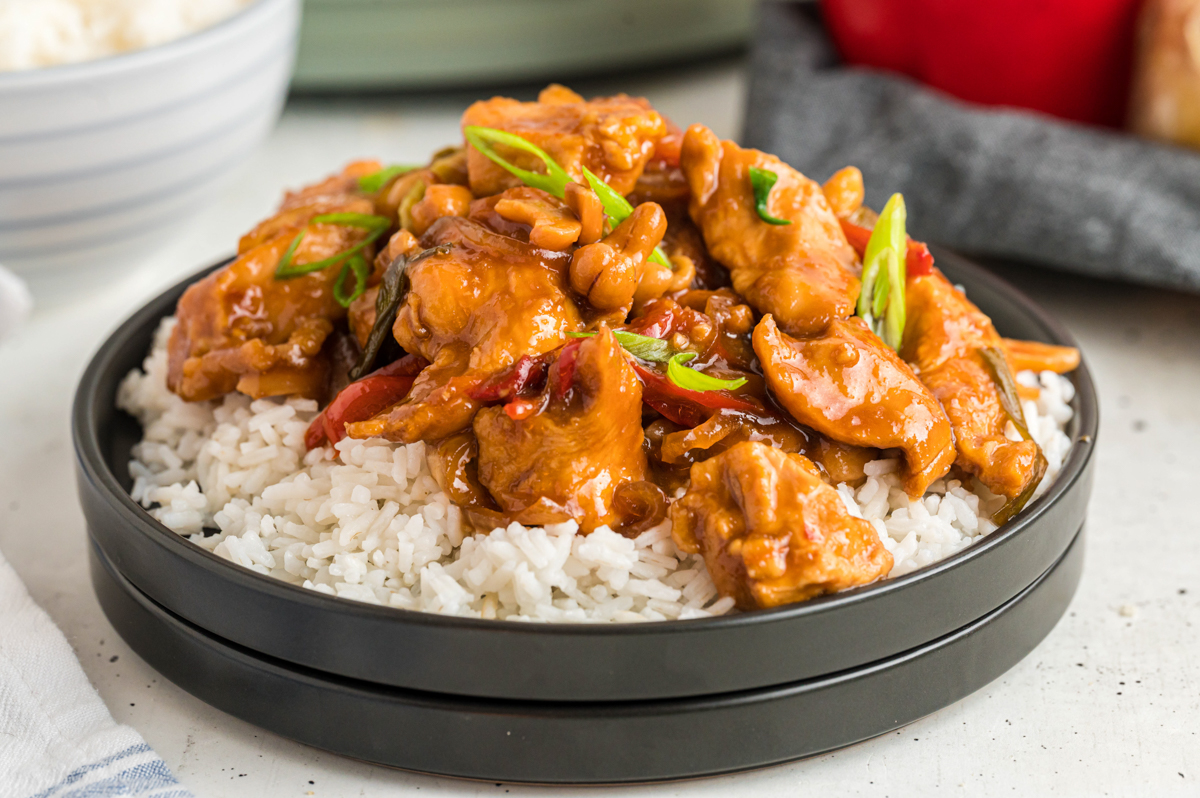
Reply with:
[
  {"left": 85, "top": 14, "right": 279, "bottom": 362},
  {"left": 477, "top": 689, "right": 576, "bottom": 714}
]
[
  {"left": 0, "top": 0, "right": 252, "bottom": 71},
  {"left": 118, "top": 318, "right": 1076, "bottom": 621}
]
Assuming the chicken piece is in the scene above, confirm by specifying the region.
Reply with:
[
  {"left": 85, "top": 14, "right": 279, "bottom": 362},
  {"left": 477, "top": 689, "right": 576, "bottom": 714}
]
[
  {"left": 473, "top": 329, "right": 647, "bottom": 532},
  {"left": 671, "top": 442, "right": 893, "bottom": 610},
  {"left": 1001, "top": 338, "right": 1081, "bottom": 374},
  {"left": 753, "top": 315, "right": 955, "bottom": 497},
  {"left": 901, "top": 270, "right": 1046, "bottom": 500},
  {"left": 168, "top": 165, "right": 381, "bottom": 402},
  {"left": 680, "top": 124, "right": 861, "bottom": 336},
  {"left": 568, "top": 201, "right": 667, "bottom": 317},
  {"left": 344, "top": 213, "right": 584, "bottom": 443},
  {"left": 462, "top": 85, "right": 667, "bottom": 197}
]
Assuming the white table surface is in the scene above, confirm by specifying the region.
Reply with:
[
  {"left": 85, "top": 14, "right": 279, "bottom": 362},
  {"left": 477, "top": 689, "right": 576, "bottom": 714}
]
[{"left": 1, "top": 60, "right": 1198, "bottom": 798}]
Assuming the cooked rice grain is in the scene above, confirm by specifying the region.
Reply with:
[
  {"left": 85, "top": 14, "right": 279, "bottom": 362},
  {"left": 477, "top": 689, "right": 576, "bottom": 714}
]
[{"left": 118, "top": 318, "right": 1075, "bottom": 621}]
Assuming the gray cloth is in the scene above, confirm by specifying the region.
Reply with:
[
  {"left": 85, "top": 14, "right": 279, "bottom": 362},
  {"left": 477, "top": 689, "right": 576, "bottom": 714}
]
[{"left": 743, "top": 2, "right": 1200, "bottom": 292}]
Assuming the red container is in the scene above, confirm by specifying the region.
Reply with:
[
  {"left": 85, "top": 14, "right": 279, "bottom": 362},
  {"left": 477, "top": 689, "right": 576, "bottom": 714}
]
[{"left": 821, "top": 0, "right": 1142, "bottom": 127}]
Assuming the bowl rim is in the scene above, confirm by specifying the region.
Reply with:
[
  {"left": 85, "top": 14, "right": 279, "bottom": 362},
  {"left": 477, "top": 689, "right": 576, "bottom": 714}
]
[
  {"left": 73, "top": 247, "right": 1099, "bottom": 637},
  {"left": 0, "top": 0, "right": 293, "bottom": 88}
]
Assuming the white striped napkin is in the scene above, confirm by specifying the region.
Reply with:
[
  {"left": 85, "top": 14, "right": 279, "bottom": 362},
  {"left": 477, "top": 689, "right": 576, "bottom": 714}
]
[{"left": 0, "top": 547, "right": 193, "bottom": 798}]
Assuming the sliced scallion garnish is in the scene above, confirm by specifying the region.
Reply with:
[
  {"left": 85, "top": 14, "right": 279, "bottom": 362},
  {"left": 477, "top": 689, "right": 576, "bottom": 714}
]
[
  {"left": 309, "top": 213, "right": 392, "bottom": 230},
  {"left": 666, "top": 352, "right": 747, "bottom": 392},
  {"left": 274, "top": 213, "right": 390, "bottom": 280},
  {"left": 358, "top": 164, "right": 419, "bottom": 194},
  {"left": 570, "top": 331, "right": 744, "bottom": 392},
  {"left": 332, "top": 253, "right": 371, "bottom": 308},
  {"left": 581, "top": 166, "right": 672, "bottom": 269},
  {"left": 567, "top": 329, "right": 673, "bottom": 362},
  {"left": 748, "top": 167, "right": 792, "bottom": 226},
  {"left": 463, "top": 126, "right": 572, "bottom": 198},
  {"left": 856, "top": 192, "right": 907, "bottom": 350},
  {"left": 464, "top": 126, "right": 671, "bottom": 269}
]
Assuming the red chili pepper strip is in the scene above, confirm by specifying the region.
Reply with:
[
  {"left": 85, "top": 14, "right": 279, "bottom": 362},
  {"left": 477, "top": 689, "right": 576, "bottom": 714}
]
[
  {"left": 839, "top": 218, "right": 935, "bottom": 278},
  {"left": 550, "top": 339, "right": 584, "bottom": 401},
  {"left": 306, "top": 374, "right": 418, "bottom": 449},
  {"left": 305, "top": 354, "right": 429, "bottom": 449},
  {"left": 304, "top": 414, "right": 329, "bottom": 450},
  {"left": 468, "top": 354, "right": 551, "bottom": 403},
  {"left": 504, "top": 396, "right": 540, "bottom": 421},
  {"left": 630, "top": 361, "right": 765, "bottom": 428},
  {"left": 625, "top": 301, "right": 683, "bottom": 340}
]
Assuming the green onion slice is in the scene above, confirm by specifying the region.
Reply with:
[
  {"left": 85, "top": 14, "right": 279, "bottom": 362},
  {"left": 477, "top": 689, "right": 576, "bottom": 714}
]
[
  {"left": 856, "top": 192, "right": 908, "bottom": 350},
  {"left": 310, "top": 212, "right": 391, "bottom": 230},
  {"left": 666, "top": 352, "right": 747, "bottom": 392},
  {"left": 748, "top": 167, "right": 792, "bottom": 226},
  {"left": 274, "top": 213, "right": 390, "bottom": 280},
  {"left": 332, "top": 254, "right": 371, "bottom": 308},
  {"left": 567, "top": 329, "right": 673, "bottom": 362},
  {"left": 570, "top": 331, "right": 744, "bottom": 391},
  {"left": 358, "top": 165, "right": 419, "bottom": 194},
  {"left": 581, "top": 167, "right": 672, "bottom": 269},
  {"left": 463, "top": 127, "right": 671, "bottom": 269},
  {"left": 464, "top": 126, "right": 572, "bottom": 198}
]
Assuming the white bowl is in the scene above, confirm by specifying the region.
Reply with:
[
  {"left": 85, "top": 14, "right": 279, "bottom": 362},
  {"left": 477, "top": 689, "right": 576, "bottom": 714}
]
[{"left": 0, "top": 0, "right": 299, "bottom": 302}]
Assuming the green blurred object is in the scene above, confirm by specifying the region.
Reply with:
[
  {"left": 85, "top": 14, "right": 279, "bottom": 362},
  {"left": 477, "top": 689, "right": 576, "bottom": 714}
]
[{"left": 292, "top": 0, "right": 753, "bottom": 89}]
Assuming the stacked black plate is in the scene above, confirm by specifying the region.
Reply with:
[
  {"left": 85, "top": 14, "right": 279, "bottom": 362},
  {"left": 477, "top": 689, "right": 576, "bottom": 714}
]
[{"left": 74, "top": 249, "right": 1097, "bottom": 784}]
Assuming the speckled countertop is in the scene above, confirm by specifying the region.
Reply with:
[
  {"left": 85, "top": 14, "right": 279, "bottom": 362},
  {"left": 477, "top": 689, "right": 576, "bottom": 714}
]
[{"left": 1, "top": 61, "right": 1197, "bottom": 797}]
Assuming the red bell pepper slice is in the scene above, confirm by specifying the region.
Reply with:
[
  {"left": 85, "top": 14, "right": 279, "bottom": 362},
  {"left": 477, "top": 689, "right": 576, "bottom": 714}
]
[
  {"left": 839, "top": 218, "right": 935, "bottom": 278},
  {"left": 305, "top": 355, "right": 428, "bottom": 449}
]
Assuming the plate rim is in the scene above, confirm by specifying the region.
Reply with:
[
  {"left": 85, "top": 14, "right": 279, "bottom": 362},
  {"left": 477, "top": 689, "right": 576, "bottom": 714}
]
[{"left": 73, "top": 245, "right": 1097, "bottom": 635}]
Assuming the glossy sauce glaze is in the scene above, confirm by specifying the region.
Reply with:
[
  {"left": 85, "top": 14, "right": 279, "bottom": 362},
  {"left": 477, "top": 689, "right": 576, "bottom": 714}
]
[{"left": 165, "top": 85, "right": 1080, "bottom": 611}]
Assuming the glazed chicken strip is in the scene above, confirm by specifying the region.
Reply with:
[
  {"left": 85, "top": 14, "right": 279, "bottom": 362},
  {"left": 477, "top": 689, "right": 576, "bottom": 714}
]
[
  {"left": 671, "top": 442, "right": 893, "bottom": 610},
  {"left": 462, "top": 84, "right": 666, "bottom": 197},
  {"left": 345, "top": 200, "right": 585, "bottom": 443},
  {"left": 901, "top": 269, "right": 1047, "bottom": 501},
  {"left": 679, "top": 124, "right": 861, "bottom": 336},
  {"left": 753, "top": 315, "right": 956, "bottom": 497},
  {"left": 168, "top": 162, "right": 381, "bottom": 402},
  {"left": 473, "top": 328, "right": 648, "bottom": 532}
]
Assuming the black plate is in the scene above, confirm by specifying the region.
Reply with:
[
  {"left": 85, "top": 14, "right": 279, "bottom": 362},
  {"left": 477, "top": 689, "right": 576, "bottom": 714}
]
[
  {"left": 74, "top": 247, "right": 1098, "bottom": 702},
  {"left": 90, "top": 526, "right": 1085, "bottom": 783}
]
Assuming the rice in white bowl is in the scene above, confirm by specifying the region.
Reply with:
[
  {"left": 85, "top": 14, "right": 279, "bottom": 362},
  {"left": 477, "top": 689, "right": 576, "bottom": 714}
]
[
  {"left": 118, "top": 318, "right": 1077, "bottom": 622},
  {"left": 0, "top": 0, "right": 253, "bottom": 71}
]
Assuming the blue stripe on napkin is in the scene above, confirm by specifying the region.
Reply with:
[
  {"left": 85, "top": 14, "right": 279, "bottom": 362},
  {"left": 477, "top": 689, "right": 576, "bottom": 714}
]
[{"left": 26, "top": 743, "right": 192, "bottom": 798}]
